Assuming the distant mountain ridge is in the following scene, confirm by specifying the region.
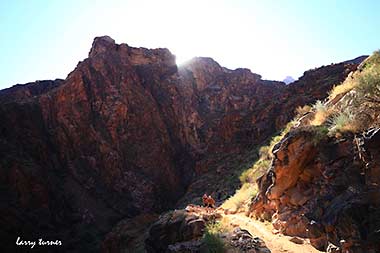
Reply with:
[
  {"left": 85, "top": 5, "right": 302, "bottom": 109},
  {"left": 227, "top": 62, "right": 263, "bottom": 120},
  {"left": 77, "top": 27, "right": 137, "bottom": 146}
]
[{"left": 283, "top": 75, "right": 295, "bottom": 84}]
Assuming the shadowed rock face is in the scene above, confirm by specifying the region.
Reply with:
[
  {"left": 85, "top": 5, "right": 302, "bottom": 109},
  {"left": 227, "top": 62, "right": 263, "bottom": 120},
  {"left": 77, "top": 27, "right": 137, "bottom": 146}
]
[
  {"left": 0, "top": 36, "right": 364, "bottom": 251},
  {"left": 0, "top": 79, "right": 64, "bottom": 103},
  {"left": 250, "top": 128, "right": 380, "bottom": 252}
]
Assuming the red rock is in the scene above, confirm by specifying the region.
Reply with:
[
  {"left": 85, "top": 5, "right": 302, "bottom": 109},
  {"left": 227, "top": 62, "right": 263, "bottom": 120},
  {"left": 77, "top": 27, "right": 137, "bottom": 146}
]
[
  {"left": 289, "top": 236, "right": 304, "bottom": 244},
  {"left": 249, "top": 127, "right": 380, "bottom": 251},
  {"left": 0, "top": 36, "right": 364, "bottom": 252}
]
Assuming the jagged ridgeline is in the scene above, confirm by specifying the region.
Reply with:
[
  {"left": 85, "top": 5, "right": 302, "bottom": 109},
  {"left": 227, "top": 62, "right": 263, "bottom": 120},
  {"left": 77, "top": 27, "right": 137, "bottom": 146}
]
[
  {"left": 224, "top": 51, "right": 380, "bottom": 252},
  {"left": 0, "top": 36, "right": 370, "bottom": 252}
]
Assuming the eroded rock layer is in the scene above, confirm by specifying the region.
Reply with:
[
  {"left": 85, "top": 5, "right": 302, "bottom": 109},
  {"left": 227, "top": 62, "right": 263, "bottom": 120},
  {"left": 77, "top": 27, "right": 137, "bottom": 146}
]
[
  {"left": 250, "top": 128, "right": 380, "bottom": 252},
  {"left": 0, "top": 36, "right": 364, "bottom": 251}
]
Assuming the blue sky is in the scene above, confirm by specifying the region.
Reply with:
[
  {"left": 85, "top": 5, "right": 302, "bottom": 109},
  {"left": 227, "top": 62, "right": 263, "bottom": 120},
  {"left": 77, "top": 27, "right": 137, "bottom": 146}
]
[{"left": 1, "top": 0, "right": 379, "bottom": 89}]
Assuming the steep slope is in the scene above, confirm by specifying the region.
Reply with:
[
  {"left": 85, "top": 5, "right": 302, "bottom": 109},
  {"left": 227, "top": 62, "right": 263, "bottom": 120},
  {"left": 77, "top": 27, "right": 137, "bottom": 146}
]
[
  {"left": 248, "top": 52, "right": 380, "bottom": 252},
  {"left": 0, "top": 36, "right": 364, "bottom": 251},
  {"left": 176, "top": 55, "right": 365, "bottom": 207}
]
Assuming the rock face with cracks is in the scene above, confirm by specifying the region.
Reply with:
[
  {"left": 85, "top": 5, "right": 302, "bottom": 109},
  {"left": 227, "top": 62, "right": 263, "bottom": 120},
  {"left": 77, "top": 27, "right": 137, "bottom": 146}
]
[
  {"left": 250, "top": 128, "right": 380, "bottom": 252},
  {"left": 0, "top": 36, "right": 364, "bottom": 251}
]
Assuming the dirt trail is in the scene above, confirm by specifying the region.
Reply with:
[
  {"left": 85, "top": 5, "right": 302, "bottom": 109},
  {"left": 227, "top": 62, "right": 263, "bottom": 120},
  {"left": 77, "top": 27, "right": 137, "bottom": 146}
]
[{"left": 224, "top": 213, "right": 323, "bottom": 253}]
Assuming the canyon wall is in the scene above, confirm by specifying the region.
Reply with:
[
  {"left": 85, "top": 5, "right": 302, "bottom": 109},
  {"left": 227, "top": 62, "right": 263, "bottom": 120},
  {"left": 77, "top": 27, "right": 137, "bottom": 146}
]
[{"left": 0, "top": 36, "right": 364, "bottom": 251}]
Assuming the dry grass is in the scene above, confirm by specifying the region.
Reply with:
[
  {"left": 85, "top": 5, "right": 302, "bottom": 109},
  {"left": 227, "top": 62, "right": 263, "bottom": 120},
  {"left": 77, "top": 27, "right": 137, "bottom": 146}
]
[
  {"left": 295, "top": 105, "right": 312, "bottom": 118},
  {"left": 356, "top": 68, "right": 380, "bottom": 102},
  {"left": 327, "top": 109, "right": 358, "bottom": 134},
  {"left": 221, "top": 183, "right": 257, "bottom": 212},
  {"left": 310, "top": 100, "right": 329, "bottom": 125},
  {"left": 223, "top": 121, "right": 296, "bottom": 212},
  {"left": 312, "top": 51, "right": 380, "bottom": 135},
  {"left": 360, "top": 50, "right": 380, "bottom": 70},
  {"left": 328, "top": 51, "right": 379, "bottom": 101},
  {"left": 239, "top": 159, "right": 270, "bottom": 184},
  {"left": 328, "top": 79, "right": 356, "bottom": 100}
]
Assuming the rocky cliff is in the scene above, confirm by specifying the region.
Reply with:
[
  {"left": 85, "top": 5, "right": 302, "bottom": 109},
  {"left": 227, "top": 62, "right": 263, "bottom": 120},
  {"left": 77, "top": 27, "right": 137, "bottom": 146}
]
[
  {"left": 249, "top": 52, "right": 380, "bottom": 252},
  {"left": 0, "top": 36, "right": 364, "bottom": 252}
]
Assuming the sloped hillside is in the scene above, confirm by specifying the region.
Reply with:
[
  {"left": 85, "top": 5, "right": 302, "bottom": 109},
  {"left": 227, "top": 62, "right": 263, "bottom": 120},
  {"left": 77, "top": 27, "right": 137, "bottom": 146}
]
[
  {"left": 0, "top": 36, "right": 365, "bottom": 251},
  {"left": 245, "top": 51, "right": 380, "bottom": 252}
]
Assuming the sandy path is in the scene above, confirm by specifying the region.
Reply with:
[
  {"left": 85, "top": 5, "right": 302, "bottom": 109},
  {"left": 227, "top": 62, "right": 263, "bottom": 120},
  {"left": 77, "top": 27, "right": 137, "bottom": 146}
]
[{"left": 224, "top": 213, "right": 323, "bottom": 253}]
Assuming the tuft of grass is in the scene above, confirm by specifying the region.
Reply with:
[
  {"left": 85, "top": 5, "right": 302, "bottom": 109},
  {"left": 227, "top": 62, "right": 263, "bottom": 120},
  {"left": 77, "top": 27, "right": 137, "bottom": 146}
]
[
  {"left": 295, "top": 105, "right": 312, "bottom": 119},
  {"left": 329, "top": 79, "right": 356, "bottom": 100},
  {"left": 202, "top": 233, "right": 225, "bottom": 253},
  {"left": 202, "top": 221, "right": 226, "bottom": 253},
  {"left": 205, "top": 221, "right": 223, "bottom": 234},
  {"left": 328, "top": 51, "right": 380, "bottom": 103},
  {"left": 221, "top": 183, "right": 257, "bottom": 211},
  {"left": 327, "top": 109, "right": 359, "bottom": 135},
  {"left": 313, "top": 100, "right": 326, "bottom": 112},
  {"left": 311, "top": 100, "right": 331, "bottom": 126}
]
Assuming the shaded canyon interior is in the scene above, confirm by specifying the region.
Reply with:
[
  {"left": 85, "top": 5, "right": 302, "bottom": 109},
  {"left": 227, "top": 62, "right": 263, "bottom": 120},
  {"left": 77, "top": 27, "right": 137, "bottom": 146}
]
[{"left": 0, "top": 36, "right": 372, "bottom": 252}]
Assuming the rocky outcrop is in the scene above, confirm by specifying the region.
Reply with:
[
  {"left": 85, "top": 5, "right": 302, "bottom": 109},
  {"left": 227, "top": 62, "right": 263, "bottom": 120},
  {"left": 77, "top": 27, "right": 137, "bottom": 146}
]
[
  {"left": 102, "top": 214, "right": 158, "bottom": 253},
  {"left": 144, "top": 206, "right": 270, "bottom": 253},
  {"left": 0, "top": 36, "right": 365, "bottom": 251},
  {"left": 229, "top": 228, "right": 271, "bottom": 253},
  {"left": 0, "top": 79, "right": 63, "bottom": 103},
  {"left": 145, "top": 208, "right": 209, "bottom": 252},
  {"left": 249, "top": 127, "right": 380, "bottom": 252},
  {"left": 175, "top": 55, "right": 364, "bottom": 207}
]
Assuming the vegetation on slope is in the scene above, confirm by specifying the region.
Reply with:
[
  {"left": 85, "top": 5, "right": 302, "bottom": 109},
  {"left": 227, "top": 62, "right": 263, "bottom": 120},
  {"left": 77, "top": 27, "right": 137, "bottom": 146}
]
[
  {"left": 221, "top": 50, "right": 380, "bottom": 215},
  {"left": 202, "top": 221, "right": 226, "bottom": 253},
  {"left": 221, "top": 121, "right": 295, "bottom": 212},
  {"left": 201, "top": 217, "right": 242, "bottom": 253},
  {"left": 312, "top": 50, "right": 380, "bottom": 135}
]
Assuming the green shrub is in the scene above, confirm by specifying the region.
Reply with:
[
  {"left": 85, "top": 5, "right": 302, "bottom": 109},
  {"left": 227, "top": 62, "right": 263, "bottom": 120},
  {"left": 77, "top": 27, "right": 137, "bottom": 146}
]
[
  {"left": 310, "top": 125, "right": 329, "bottom": 145},
  {"left": 361, "top": 50, "right": 380, "bottom": 70},
  {"left": 202, "top": 222, "right": 226, "bottom": 253},
  {"left": 258, "top": 145, "right": 270, "bottom": 159},
  {"left": 328, "top": 109, "right": 356, "bottom": 134},
  {"left": 356, "top": 68, "right": 380, "bottom": 104}
]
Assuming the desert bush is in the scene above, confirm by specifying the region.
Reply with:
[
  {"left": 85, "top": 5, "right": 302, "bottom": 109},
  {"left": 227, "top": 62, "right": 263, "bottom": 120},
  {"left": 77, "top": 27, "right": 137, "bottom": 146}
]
[
  {"left": 309, "top": 125, "right": 329, "bottom": 145},
  {"left": 202, "top": 221, "right": 226, "bottom": 253},
  {"left": 356, "top": 68, "right": 380, "bottom": 105},
  {"left": 327, "top": 108, "right": 358, "bottom": 134},
  {"left": 360, "top": 50, "right": 380, "bottom": 70}
]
